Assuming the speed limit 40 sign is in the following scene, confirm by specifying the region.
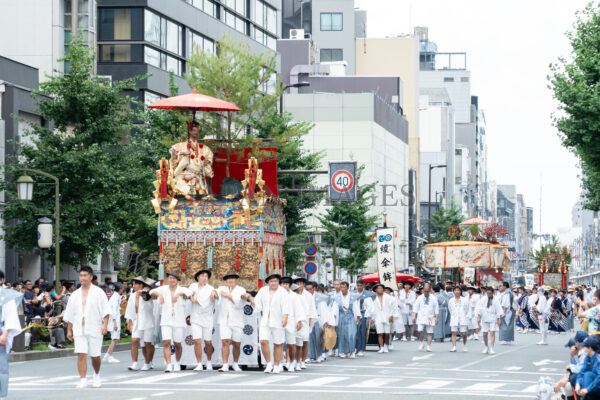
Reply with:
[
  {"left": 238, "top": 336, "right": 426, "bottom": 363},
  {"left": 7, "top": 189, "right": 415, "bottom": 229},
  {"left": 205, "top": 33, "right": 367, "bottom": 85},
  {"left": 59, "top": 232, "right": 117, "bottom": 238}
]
[{"left": 329, "top": 161, "right": 357, "bottom": 202}]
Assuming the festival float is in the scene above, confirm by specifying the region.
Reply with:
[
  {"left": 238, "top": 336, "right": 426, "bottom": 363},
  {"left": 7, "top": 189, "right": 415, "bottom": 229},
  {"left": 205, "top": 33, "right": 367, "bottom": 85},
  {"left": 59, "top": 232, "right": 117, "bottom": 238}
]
[
  {"left": 147, "top": 90, "right": 287, "bottom": 367},
  {"left": 423, "top": 217, "right": 512, "bottom": 286},
  {"left": 533, "top": 242, "right": 570, "bottom": 289}
]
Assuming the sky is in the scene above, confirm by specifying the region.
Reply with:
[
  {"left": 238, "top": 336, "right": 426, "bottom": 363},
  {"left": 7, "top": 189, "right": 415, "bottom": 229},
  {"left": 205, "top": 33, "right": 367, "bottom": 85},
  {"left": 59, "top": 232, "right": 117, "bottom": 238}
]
[{"left": 355, "top": 0, "right": 588, "bottom": 246}]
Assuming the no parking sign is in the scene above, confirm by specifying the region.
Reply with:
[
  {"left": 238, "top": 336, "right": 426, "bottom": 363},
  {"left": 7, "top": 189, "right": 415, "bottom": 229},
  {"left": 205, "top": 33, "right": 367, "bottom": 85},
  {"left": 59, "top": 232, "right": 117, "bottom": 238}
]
[
  {"left": 329, "top": 161, "right": 357, "bottom": 202},
  {"left": 304, "top": 261, "right": 317, "bottom": 275}
]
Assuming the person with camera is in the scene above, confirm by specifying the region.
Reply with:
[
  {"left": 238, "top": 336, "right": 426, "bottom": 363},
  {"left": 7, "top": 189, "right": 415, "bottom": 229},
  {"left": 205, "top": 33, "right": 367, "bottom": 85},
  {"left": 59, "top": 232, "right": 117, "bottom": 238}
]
[{"left": 125, "top": 276, "right": 156, "bottom": 371}]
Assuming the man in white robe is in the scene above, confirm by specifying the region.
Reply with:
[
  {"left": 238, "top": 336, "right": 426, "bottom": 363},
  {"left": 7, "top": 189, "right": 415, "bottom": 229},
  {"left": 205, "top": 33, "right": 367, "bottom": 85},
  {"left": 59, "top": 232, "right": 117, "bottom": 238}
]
[
  {"left": 412, "top": 282, "right": 439, "bottom": 352},
  {"left": 189, "top": 269, "right": 217, "bottom": 371},
  {"left": 124, "top": 276, "right": 156, "bottom": 371}
]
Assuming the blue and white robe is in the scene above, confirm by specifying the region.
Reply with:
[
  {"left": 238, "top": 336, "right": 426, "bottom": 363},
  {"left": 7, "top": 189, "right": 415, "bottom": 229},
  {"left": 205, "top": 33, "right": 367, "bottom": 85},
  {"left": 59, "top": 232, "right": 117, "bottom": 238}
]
[
  {"left": 353, "top": 290, "right": 375, "bottom": 352},
  {"left": 332, "top": 293, "right": 361, "bottom": 355}
]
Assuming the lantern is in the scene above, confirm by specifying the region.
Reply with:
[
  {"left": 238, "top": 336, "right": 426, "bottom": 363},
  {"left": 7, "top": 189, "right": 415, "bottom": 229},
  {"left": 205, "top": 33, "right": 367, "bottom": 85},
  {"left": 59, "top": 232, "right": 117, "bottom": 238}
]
[
  {"left": 16, "top": 175, "right": 34, "bottom": 201},
  {"left": 37, "top": 217, "right": 53, "bottom": 249}
]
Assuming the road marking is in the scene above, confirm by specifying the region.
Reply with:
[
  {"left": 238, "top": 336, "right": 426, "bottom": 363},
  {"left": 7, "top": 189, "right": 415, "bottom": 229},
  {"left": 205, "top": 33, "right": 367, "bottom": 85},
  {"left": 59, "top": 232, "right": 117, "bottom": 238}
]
[
  {"left": 539, "top": 368, "right": 558, "bottom": 372},
  {"left": 502, "top": 367, "right": 522, "bottom": 371},
  {"left": 151, "top": 392, "right": 173, "bottom": 397},
  {"left": 292, "top": 376, "right": 347, "bottom": 386},
  {"left": 406, "top": 380, "right": 452, "bottom": 389},
  {"left": 245, "top": 375, "right": 298, "bottom": 385},
  {"left": 126, "top": 398, "right": 146, "bottom": 400},
  {"left": 188, "top": 374, "right": 249, "bottom": 385},
  {"left": 452, "top": 345, "right": 527, "bottom": 370},
  {"left": 411, "top": 354, "right": 434, "bottom": 361},
  {"left": 373, "top": 361, "right": 393, "bottom": 366},
  {"left": 351, "top": 378, "right": 398, "bottom": 388},
  {"left": 533, "top": 359, "right": 563, "bottom": 366},
  {"left": 9, "top": 376, "right": 42, "bottom": 382},
  {"left": 462, "top": 383, "right": 506, "bottom": 391},
  {"left": 521, "top": 384, "right": 539, "bottom": 393},
  {"left": 126, "top": 373, "right": 198, "bottom": 384}
]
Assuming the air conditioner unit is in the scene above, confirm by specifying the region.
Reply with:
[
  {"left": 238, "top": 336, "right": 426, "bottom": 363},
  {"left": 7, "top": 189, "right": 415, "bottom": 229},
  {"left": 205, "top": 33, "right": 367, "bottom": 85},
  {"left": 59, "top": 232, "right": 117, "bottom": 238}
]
[{"left": 289, "top": 28, "right": 305, "bottom": 40}]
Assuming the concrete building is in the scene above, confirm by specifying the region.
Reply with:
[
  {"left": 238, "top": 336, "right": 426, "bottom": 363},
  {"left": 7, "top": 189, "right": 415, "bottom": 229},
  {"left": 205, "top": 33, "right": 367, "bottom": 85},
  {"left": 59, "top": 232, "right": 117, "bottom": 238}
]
[
  {"left": 278, "top": 38, "right": 410, "bottom": 272},
  {"left": 570, "top": 198, "right": 600, "bottom": 284}
]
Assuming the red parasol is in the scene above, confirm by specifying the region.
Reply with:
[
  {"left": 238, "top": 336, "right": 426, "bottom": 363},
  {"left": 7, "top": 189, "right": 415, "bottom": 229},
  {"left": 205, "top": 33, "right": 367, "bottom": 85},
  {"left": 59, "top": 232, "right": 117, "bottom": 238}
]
[
  {"left": 459, "top": 216, "right": 492, "bottom": 226},
  {"left": 359, "top": 271, "right": 423, "bottom": 284},
  {"left": 148, "top": 89, "right": 240, "bottom": 112}
]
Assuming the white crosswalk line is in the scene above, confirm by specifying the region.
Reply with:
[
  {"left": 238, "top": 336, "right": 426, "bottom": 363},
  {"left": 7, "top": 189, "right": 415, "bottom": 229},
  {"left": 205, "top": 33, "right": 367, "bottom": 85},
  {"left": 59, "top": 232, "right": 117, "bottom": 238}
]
[
  {"left": 406, "top": 380, "right": 453, "bottom": 389},
  {"left": 9, "top": 376, "right": 42, "bottom": 382},
  {"left": 188, "top": 374, "right": 249, "bottom": 385},
  {"left": 351, "top": 378, "right": 397, "bottom": 388},
  {"left": 126, "top": 373, "right": 196, "bottom": 384},
  {"left": 521, "top": 384, "right": 539, "bottom": 393},
  {"left": 502, "top": 366, "right": 522, "bottom": 371},
  {"left": 245, "top": 375, "right": 298, "bottom": 385},
  {"left": 292, "top": 376, "right": 347, "bottom": 386},
  {"left": 462, "top": 382, "right": 506, "bottom": 391},
  {"left": 151, "top": 392, "right": 173, "bottom": 397},
  {"left": 373, "top": 361, "right": 393, "bottom": 366}
]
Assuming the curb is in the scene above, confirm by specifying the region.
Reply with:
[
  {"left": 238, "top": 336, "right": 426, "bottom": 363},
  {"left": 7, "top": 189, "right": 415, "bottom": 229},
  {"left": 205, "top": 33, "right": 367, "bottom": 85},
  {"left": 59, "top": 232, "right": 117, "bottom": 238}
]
[{"left": 10, "top": 342, "right": 133, "bottom": 362}]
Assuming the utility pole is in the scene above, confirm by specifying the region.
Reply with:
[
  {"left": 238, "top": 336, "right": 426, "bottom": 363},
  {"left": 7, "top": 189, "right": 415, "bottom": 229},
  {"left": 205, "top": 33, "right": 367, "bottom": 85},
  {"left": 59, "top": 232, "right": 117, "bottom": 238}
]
[{"left": 428, "top": 164, "right": 447, "bottom": 242}]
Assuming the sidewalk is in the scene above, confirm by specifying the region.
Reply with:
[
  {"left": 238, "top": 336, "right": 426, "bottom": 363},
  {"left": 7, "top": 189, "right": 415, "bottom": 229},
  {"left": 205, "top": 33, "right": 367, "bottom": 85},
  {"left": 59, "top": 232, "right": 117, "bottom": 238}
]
[{"left": 10, "top": 342, "right": 133, "bottom": 362}]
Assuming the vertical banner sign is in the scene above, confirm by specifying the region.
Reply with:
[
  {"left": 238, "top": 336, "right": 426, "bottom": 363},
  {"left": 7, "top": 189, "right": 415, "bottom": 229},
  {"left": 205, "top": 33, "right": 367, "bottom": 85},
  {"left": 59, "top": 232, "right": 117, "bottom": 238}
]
[
  {"left": 376, "top": 228, "right": 398, "bottom": 291},
  {"left": 329, "top": 161, "right": 357, "bottom": 202}
]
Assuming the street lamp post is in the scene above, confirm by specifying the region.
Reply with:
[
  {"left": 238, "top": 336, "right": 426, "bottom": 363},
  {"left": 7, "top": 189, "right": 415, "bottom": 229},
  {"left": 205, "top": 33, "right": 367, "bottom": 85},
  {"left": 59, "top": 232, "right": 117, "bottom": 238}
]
[
  {"left": 16, "top": 169, "right": 61, "bottom": 290},
  {"left": 280, "top": 82, "right": 310, "bottom": 115},
  {"left": 427, "top": 164, "right": 447, "bottom": 242}
]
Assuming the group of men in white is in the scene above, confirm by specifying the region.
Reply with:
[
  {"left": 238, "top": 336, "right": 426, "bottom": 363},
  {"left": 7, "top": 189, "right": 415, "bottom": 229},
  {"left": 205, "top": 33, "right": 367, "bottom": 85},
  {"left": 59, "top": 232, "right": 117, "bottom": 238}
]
[{"left": 61, "top": 265, "right": 520, "bottom": 388}]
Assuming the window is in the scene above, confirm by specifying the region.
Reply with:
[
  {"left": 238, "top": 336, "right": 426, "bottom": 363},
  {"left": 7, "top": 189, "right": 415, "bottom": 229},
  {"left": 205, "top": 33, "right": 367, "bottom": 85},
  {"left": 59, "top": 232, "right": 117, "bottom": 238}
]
[
  {"left": 320, "top": 12, "right": 342, "bottom": 31},
  {"left": 144, "top": 10, "right": 183, "bottom": 56},
  {"left": 99, "top": 44, "right": 143, "bottom": 62},
  {"left": 99, "top": 8, "right": 143, "bottom": 40},
  {"left": 144, "top": 46, "right": 181, "bottom": 75},
  {"left": 265, "top": 6, "right": 276, "bottom": 34},
  {"left": 461, "top": 77, "right": 470, "bottom": 82},
  {"left": 443, "top": 77, "right": 454, "bottom": 82},
  {"left": 186, "top": 30, "right": 216, "bottom": 56},
  {"left": 186, "top": 0, "right": 216, "bottom": 17},
  {"left": 320, "top": 48, "right": 343, "bottom": 62},
  {"left": 253, "top": 0, "right": 264, "bottom": 25}
]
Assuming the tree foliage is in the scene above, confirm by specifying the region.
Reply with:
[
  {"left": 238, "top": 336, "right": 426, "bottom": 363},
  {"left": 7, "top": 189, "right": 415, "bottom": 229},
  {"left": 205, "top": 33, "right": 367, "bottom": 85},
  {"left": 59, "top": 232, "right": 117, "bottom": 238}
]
[
  {"left": 318, "top": 167, "right": 378, "bottom": 277},
  {"left": 429, "top": 203, "right": 465, "bottom": 243},
  {"left": 185, "top": 34, "right": 282, "bottom": 177},
  {"left": 251, "top": 111, "right": 322, "bottom": 272},
  {"left": 550, "top": 2, "right": 600, "bottom": 210},
  {"left": 0, "top": 39, "right": 147, "bottom": 268}
]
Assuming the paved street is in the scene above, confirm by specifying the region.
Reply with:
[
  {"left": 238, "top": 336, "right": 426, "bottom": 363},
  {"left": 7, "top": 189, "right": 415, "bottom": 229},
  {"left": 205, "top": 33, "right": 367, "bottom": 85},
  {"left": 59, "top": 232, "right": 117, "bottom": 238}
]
[{"left": 9, "top": 331, "right": 570, "bottom": 400}]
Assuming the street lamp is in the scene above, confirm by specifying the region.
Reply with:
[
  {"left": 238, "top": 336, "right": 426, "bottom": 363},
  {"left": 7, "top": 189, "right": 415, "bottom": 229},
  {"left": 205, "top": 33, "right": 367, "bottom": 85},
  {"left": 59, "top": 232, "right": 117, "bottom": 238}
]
[
  {"left": 16, "top": 169, "right": 61, "bottom": 290},
  {"left": 280, "top": 81, "right": 310, "bottom": 114},
  {"left": 427, "top": 164, "right": 447, "bottom": 242}
]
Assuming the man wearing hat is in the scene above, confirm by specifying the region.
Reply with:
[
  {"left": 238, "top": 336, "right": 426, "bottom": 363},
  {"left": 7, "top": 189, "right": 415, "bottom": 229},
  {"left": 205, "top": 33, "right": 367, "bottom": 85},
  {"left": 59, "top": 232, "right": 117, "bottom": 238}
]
[
  {"left": 353, "top": 279, "right": 374, "bottom": 356},
  {"left": 150, "top": 271, "right": 192, "bottom": 373},
  {"left": 215, "top": 271, "right": 251, "bottom": 372},
  {"left": 398, "top": 281, "right": 416, "bottom": 341},
  {"left": 188, "top": 270, "right": 218, "bottom": 371},
  {"left": 125, "top": 277, "right": 156, "bottom": 371},
  {"left": 371, "top": 284, "right": 395, "bottom": 353},
  {"left": 332, "top": 282, "right": 361, "bottom": 359},
  {"left": 293, "top": 276, "right": 316, "bottom": 367},
  {"left": 280, "top": 277, "right": 305, "bottom": 372},
  {"left": 498, "top": 282, "right": 515, "bottom": 345},
  {"left": 252, "top": 273, "right": 289, "bottom": 374},
  {"left": 575, "top": 336, "right": 600, "bottom": 399},
  {"left": 292, "top": 283, "right": 311, "bottom": 368}
]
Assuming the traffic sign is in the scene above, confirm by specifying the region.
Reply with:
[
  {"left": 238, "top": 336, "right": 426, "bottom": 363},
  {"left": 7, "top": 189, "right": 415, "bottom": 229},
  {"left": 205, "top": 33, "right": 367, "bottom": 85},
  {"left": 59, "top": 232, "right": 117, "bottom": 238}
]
[
  {"left": 304, "top": 261, "right": 317, "bottom": 275},
  {"left": 328, "top": 161, "right": 357, "bottom": 202},
  {"left": 304, "top": 243, "right": 318, "bottom": 256}
]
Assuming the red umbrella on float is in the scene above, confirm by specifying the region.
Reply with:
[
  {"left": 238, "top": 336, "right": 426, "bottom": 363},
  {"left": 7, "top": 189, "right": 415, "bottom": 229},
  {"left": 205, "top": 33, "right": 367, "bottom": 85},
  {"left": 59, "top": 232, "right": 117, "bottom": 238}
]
[
  {"left": 458, "top": 216, "right": 492, "bottom": 226},
  {"left": 359, "top": 271, "right": 423, "bottom": 283}
]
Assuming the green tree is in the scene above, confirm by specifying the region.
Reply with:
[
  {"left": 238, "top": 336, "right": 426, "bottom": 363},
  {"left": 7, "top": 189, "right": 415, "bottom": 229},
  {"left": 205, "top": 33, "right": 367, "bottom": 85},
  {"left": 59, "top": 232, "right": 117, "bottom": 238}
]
[
  {"left": 549, "top": 2, "right": 600, "bottom": 210},
  {"left": 0, "top": 39, "right": 148, "bottom": 268},
  {"left": 185, "top": 34, "right": 281, "bottom": 178},
  {"left": 251, "top": 111, "right": 322, "bottom": 272},
  {"left": 429, "top": 203, "right": 465, "bottom": 243},
  {"left": 318, "top": 167, "right": 378, "bottom": 278}
]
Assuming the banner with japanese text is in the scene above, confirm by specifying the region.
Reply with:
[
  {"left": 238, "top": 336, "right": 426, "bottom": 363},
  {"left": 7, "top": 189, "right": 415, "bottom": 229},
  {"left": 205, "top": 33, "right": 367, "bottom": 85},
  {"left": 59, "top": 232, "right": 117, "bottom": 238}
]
[{"left": 376, "top": 228, "right": 398, "bottom": 291}]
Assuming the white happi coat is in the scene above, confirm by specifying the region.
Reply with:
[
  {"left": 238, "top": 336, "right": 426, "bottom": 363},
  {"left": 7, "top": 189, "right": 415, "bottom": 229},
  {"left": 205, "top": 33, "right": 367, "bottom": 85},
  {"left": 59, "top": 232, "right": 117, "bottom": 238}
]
[
  {"left": 448, "top": 296, "right": 469, "bottom": 326},
  {"left": 189, "top": 283, "right": 216, "bottom": 328},
  {"left": 254, "top": 286, "right": 290, "bottom": 329},
  {"left": 413, "top": 294, "right": 439, "bottom": 326},
  {"left": 372, "top": 293, "right": 396, "bottom": 325},
  {"left": 124, "top": 292, "right": 155, "bottom": 331},
  {"left": 151, "top": 285, "right": 192, "bottom": 328},
  {"left": 477, "top": 296, "right": 504, "bottom": 323},
  {"left": 108, "top": 293, "right": 121, "bottom": 328},
  {"left": 398, "top": 289, "right": 416, "bottom": 315},
  {"left": 216, "top": 285, "right": 247, "bottom": 328},
  {"left": 63, "top": 285, "right": 112, "bottom": 338}
]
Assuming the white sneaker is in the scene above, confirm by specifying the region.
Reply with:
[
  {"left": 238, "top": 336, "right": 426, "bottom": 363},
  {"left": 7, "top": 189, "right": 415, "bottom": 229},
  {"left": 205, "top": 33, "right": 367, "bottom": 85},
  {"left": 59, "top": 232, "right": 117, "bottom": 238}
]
[
  {"left": 467, "top": 335, "right": 473, "bottom": 340},
  {"left": 264, "top": 363, "right": 273, "bottom": 374},
  {"left": 339, "top": 353, "right": 347, "bottom": 359},
  {"left": 288, "top": 361, "right": 295, "bottom": 371},
  {"left": 482, "top": 347, "right": 488, "bottom": 354},
  {"left": 388, "top": 343, "right": 394, "bottom": 350},
  {"left": 401, "top": 337, "right": 408, "bottom": 342},
  {"left": 205, "top": 362, "right": 213, "bottom": 371},
  {"left": 76, "top": 378, "right": 87, "bottom": 389},
  {"left": 383, "top": 345, "right": 389, "bottom": 353},
  {"left": 488, "top": 348, "right": 495, "bottom": 355},
  {"left": 316, "top": 356, "right": 325, "bottom": 362},
  {"left": 537, "top": 341, "right": 547, "bottom": 346},
  {"left": 128, "top": 362, "right": 140, "bottom": 371},
  {"left": 219, "top": 364, "right": 229, "bottom": 372},
  {"left": 232, "top": 363, "right": 242, "bottom": 372},
  {"left": 418, "top": 342, "right": 425, "bottom": 351},
  {"left": 411, "top": 336, "right": 418, "bottom": 341},
  {"left": 334, "top": 349, "right": 339, "bottom": 357},
  {"left": 103, "top": 353, "right": 109, "bottom": 360},
  {"left": 295, "top": 364, "right": 302, "bottom": 371},
  {"left": 349, "top": 352, "right": 356, "bottom": 359},
  {"left": 173, "top": 362, "right": 181, "bottom": 372},
  {"left": 463, "top": 347, "right": 469, "bottom": 352},
  {"left": 107, "top": 356, "right": 120, "bottom": 364},
  {"left": 194, "top": 364, "right": 204, "bottom": 371},
  {"left": 357, "top": 351, "right": 364, "bottom": 357},
  {"left": 140, "top": 364, "right": 151, "bottom": 371},
  {"left": 450, "top": 346, "right": 456, "bottom": 352},
  {"left": 377, "top": 347, "right": 384, "bottom": 354},
  {"left": 92, "top": 374, "right": 101, "bottom": 388},
  {"left": 426, "top": 346, "right": 432, "bottom": 352},
  {"left": 300, "top": 362, "right": 307, "bottom": 369},
  {"left": 474, "top": 335, "right": 479, "bottom": 341},
  {"left": 149, "top": 362, "right": 154, "bottom": 369},
  {"left": 272, "top": 364, "right": 280, "bottom": 374},
  {"left": 164, "top": 364, "right": 173, "bottom": 373}
]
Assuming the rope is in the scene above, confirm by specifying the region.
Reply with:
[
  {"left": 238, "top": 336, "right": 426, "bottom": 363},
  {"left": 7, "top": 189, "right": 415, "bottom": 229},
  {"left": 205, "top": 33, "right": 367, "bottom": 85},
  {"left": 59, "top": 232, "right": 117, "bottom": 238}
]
[{"left": 21, "top": 322, "right": 64, "bottom": 333}]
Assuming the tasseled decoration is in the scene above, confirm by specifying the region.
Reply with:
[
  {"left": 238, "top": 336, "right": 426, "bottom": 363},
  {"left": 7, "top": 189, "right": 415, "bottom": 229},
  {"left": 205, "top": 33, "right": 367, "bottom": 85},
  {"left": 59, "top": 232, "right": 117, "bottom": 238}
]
[
  {"left": 235, "top": 249, "right": 240, "bottom": 271},
  {"left": 203, "top": 237, "right": 207, "bottom": 246},
  {"left": 158, "top": 262, "right": 164, "bottom": 281},
  {"left": 272, "top": 250, "right": 276, "bottom": 273},
  {"left": 259, "top": 241, "right": 263, "bottom": 257},
  {"left": 181, "top": 247, "right": 186, "bottom": 271},
  {"left": 213, "top": 237, "right": 216, "bottom": 246},
  {"left": 284, "top": 226, "right": 287, "bottom": 240},
  {"left": 232, "top": 237, "right": 235, "bottom": 246},
  {"left": 266, "top": 253, "right": 270, "bottom": 274},
  {"left": 279, "top": 252, "right": 283, "bottom": 272},
  {"left": 259, "top": 260, "right": 266, "bottom": 280},
  {"left": 241, "top": 238, "right": 244, "bottom": 246},
  {"left": 222, "top": 238, "right": 225, "bottom": 246},
  {"left": 259, "top": 222, "right": 264, "bottom": 239},
  {"left": 207, "top": 246, "right": 213, "bottom": 269}
]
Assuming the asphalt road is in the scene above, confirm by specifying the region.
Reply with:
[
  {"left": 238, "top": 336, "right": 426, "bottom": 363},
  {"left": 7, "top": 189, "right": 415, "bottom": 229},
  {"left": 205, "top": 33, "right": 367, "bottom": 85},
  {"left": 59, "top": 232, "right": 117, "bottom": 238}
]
[{"left": 8, "top": 331, "right": 571, "bottom": 400}]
